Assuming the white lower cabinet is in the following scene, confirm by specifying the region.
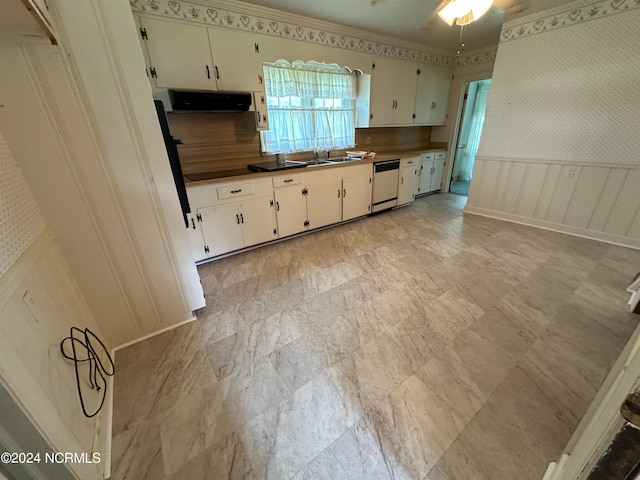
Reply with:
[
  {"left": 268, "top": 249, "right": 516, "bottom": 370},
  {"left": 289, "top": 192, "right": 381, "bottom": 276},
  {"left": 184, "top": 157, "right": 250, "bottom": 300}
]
[
  {"left": 186, "top": 164, "right": 374, "bottom": 261},
  {"left": 342, "top": 173, "right": 372, "bottom": 220},
  {"left": 274, "top": 186, "right": 308, "bottom": 238},
  {"left": 198, "top": 203, "right": 244, "bottom": 258},
  {"left": 198, "top": 195, "right": 277, "bottom": 258},
  {"left": 398, "top": 156, "right": 420, "bottom": 205},
  {"left": 239, "top": 196, "right": 279, "bottom": 246},
  {"left": 418, "top": 151, "right": 446, "bottom": 195},
  {"left": 307, "top": 179, "right": 343, "bottom": 229}
]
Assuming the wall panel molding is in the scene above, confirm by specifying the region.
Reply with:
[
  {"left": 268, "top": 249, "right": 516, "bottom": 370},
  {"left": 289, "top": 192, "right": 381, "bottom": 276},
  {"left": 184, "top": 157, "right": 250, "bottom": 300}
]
[{"left": 466, "top": 157, "right": 640, "bottom": 249}]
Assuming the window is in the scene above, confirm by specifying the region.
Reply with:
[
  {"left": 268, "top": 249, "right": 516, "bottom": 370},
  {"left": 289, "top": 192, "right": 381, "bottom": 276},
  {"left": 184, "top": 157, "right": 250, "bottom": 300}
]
[{"left": 260, "top": 60, "right": 356, "bottom": 154}]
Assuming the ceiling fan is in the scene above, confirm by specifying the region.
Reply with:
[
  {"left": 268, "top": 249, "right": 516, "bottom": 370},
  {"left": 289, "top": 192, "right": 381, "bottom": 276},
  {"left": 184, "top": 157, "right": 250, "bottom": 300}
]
[{"left": 372, "top": 0, "right": 529, "bottom": 28}]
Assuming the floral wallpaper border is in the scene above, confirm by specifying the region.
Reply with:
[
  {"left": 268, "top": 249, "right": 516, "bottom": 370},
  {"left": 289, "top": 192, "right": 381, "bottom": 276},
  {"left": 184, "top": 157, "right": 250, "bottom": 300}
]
[
  {"left": 454, "top": 50, "right": 496, "bottom": 68},
  {"left": 130, "top": 0, "right": 459, "bottom": 67},
  {"left": 501, "top": 0, "right": 640, "bottom": 42}
]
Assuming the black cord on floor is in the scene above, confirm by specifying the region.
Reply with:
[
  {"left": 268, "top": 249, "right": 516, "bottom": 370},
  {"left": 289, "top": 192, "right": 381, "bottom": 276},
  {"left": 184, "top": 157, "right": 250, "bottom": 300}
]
[{"left": 60, "top": 327, "right": 115, "bottom": 418}]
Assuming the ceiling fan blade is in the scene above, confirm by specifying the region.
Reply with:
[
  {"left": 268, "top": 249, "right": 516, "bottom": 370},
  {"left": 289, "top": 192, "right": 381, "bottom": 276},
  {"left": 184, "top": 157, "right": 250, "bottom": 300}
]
[{"left": 421, "top": 0, "right": 450, "bottom": 29}]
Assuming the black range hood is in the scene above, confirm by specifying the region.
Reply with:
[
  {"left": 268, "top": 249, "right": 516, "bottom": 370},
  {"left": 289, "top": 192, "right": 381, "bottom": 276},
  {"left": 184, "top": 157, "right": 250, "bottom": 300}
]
[{"left": 168, "top": 89, "right": 252, "bottom": 112}]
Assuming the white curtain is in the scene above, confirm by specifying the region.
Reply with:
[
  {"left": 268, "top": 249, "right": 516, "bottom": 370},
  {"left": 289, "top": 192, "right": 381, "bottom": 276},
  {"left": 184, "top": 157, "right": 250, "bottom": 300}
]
[
  {"left": 455, "top": 81, "right": 490, "bottom": 182},
  {"left": 260, "top": 60, "right": 356, "bottom": 154}
]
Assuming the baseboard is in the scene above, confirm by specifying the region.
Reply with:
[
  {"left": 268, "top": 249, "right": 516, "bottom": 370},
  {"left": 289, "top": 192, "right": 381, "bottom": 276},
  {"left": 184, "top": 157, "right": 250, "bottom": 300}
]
[
  {"left": 464, "top": 206, "right": 640, "bottom": 250},
  {"left": 113, "top": 314, "right": 198, "bottom": 351}
]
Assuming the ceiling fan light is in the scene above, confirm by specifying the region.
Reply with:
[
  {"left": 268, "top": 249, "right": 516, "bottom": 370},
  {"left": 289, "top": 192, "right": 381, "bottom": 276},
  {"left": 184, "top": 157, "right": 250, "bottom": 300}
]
[{"left": 438, "top": 0, "right": 494, "bottom": 26}]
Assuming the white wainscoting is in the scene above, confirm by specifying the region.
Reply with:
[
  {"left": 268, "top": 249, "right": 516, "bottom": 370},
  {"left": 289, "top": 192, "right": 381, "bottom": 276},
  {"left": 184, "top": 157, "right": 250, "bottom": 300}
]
[
  {"left": 0, "top": 229, "right": 112, "bottom": 479},
  {"left": 466, "top": 157, "right": 640, "bottom": 249}
]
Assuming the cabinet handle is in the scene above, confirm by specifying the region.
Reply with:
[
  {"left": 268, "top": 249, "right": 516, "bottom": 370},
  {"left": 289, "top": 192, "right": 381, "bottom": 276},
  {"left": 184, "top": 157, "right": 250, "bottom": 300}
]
[
  {"left": 338, "top": 189, "right": 341, "bottom": 198},
  {"left": 206, "top": 65, "right": 210, "bottom": 79},
  {"left": 343, "top": 188, "right": 346, "bottom": 198},
  {"left": 236, "top": 214, "right": 240, "bottom": 224},
  {"left": 230, "top": 189, "right": 242, "bottom": 194},
  {"left": 401, "top": 177, "right": 404, "bottom": 184},
  {"left": 284, "top": 178, "right": 293, "bottom": 183},
  {"left": 240, "top": 213, "right": 244, "bottom": 224},
  {"left": 191, "top": 218, "right": 196, "bottom": 229},
  {"left": 276, "top": 201, "right": 280, "bottom": 211},
  {"left": 215, "top": 65, "right": 220, "bottom": 80}
]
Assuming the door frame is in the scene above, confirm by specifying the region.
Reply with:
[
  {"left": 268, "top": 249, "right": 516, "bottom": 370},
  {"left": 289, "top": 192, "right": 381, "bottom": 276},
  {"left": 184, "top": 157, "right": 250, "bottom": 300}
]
[
  {"left": 440, "top": 71, "right": 492, "bottom": 194},
  {"left": 446, "top": 76, "right": 491, "bottom": 194}
]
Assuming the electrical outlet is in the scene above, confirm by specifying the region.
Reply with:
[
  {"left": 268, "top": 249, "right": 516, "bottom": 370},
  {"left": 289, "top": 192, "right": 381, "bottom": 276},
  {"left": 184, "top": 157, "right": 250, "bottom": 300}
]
[
  {"left": 365, "top": 136, "right": 371, "bottom": 145},
  {"left": 566, "top": 167, "right": 576, "bottom": 178}
]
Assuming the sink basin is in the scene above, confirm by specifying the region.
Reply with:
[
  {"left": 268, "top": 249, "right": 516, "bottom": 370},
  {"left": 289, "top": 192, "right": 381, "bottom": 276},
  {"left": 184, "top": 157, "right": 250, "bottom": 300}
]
[
  {"left": 327, "top": 156, "right": 362, "bottom": 163},
  {"left": 303, "top": 159, "right": 336, "bottom": 166}
]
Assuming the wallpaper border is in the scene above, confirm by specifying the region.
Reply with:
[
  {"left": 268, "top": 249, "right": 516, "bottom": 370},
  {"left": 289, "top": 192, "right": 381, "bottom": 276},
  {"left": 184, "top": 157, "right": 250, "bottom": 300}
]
[
  {"left": 500, "top": 0, "right": 640, "bottom": 43},
  {"left": 130, "top": 0, "right": 458, "bottom": 67}
]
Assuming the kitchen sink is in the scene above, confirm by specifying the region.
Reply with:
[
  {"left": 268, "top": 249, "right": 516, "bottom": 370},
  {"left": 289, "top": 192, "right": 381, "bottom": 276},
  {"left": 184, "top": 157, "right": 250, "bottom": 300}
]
[{"left": 327, "top": 156, "right": 362, "bottom": 162}]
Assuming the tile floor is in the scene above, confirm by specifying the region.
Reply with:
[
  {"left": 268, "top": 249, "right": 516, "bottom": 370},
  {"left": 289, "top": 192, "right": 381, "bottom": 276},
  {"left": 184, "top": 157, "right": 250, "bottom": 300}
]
[{"left": 110, "top": 194, "right": 640, "bottom": 480}]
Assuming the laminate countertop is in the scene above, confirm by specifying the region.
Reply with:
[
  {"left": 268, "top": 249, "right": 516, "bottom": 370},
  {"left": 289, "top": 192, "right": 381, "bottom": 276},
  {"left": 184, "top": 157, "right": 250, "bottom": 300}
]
[{"left": 183, "top": 148, "right": 447, "bottom": 185}]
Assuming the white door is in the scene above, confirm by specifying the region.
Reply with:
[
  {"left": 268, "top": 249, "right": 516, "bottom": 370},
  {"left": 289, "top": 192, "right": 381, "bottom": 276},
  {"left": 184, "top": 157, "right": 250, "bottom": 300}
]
[
  {"left": 430, "top": 158, "right": 445, "bottom": 192},
  {"left": 239, "top": 195, "right": 277, "bottom": 247},
  {"left": 208, "top": 28, "right": 264, "bottom": 92},
  {"left": 398, "top": 165, "right": 419, "bottom": 205},
  {"left": 140, "top": 17, "right": 216, "bottom": 90},
  {"left": 307, "top": 179, "right": 343, "bottom": 229},
  {"left": 343, "top": 173, "right": 372, "bottom": 220},
  {"left": 198, "top": 203, "right": 243, "bottom": 257},
  {"left": 274, "top": 187, "right": 307, "bottom": 238}
]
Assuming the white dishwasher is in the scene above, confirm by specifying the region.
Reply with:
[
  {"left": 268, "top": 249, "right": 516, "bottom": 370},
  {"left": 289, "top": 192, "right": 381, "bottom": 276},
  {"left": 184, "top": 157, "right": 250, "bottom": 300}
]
[{"left": 371, "top": 159, "right": 400, "bottom": 213}]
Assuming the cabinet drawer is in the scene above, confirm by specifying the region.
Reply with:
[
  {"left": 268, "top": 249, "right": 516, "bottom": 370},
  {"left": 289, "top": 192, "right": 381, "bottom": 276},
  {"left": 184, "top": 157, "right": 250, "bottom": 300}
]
[
  {"left": 217, "top": 182, "right": 254, "bottom": 200},
  {"left": 272, "top": 173, "right": 303, "bottom": 188},
  {"left": 435, "top": 151, "right": 446, "bottom": 160},
  {"left": 401, "top": 156, "right": 420, "bottom": 167},
  {"left": 423, "top": 152, "right": 435, "bottom": 161}
]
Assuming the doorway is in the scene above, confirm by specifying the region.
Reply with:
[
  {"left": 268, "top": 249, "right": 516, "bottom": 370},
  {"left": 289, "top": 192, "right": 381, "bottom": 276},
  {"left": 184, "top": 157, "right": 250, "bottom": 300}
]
[{"left": 450, "top": 79, "right": 491, "bottom": 196}]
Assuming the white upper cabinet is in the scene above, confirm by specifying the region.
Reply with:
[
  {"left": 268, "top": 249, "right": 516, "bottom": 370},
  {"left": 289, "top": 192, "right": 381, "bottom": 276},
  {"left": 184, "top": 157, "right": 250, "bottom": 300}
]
[
  {"left": 414, "top": 66, "right": 452, "bottom": 125},
  {"left": 140, "top": 17, "right": 216, "bottom": 90},
  {"left": 208, "top": 28, "right": 265, "bottom": 92},
  {"left": 370, "top": 56, "right": 418, "bottom": 126}
]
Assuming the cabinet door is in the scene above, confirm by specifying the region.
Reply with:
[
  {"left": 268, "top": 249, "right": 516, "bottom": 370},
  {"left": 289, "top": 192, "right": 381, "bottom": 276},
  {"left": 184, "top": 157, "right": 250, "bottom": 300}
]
[
  {"left": 140, "top": 17, "right": 216, "bottom": 90},
  {"left": 252, "top": 90, "right": 269, "bottom": 131},
  {"left": 198, "top": 203, "right": 243, "bottom": 257},
  {"left": 274, "top": 187, "right": 307, "bottom": 238},
  {"left": 307, "top": 179, "right": 343, "bottom": 229},
  {"left": 427, "top": 67, "right": 452, "bottom": 125},
  {"left": 430, "top": 158, "right": 445, "bottom": 192},
  {"left": 186, "top": 213, "right": 208, "bottom": 262},
  {"left": 414, "top": 66, "right": 451, "bottom": 125},
  {"left": 239, "top": 195, "right": 277, "bottom": 247},
  {"left": 343, "top": 173, "right": 372, "bottom": 221},
  {"left": 208, "top": 28, "right": 264, "bottom": 92},
  {"left": 370, "top": 56, "right": 417, "bottom": 126},
  {"left": 398, "top": 165, "right": 419, "bottom": 205},
  {"left": 418, "top": 159, "right": 433, "bottom": 194}
]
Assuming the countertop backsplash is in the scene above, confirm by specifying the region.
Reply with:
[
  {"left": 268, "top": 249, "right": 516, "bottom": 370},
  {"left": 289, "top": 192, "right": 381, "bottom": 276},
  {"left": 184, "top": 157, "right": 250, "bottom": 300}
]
[{"left": 167, "top": 112, "right": 443, "bottom": 176}]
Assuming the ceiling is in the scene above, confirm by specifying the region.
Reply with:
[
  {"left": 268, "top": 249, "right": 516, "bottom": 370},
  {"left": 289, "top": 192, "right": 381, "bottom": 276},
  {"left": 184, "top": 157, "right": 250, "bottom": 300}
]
[{"left": 236, "top": 0, "right": 571, "bottom": 53}]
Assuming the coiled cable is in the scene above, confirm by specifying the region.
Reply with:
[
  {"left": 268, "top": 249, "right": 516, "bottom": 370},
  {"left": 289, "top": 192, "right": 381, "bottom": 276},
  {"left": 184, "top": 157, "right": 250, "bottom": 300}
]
[{"left": 60, "top": 327, "right": 115, "bottom": 418}]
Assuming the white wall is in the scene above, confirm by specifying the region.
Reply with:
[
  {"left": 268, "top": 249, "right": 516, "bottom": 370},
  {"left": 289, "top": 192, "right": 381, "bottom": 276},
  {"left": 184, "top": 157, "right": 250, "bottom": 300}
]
[
  {"left": 0, "top": 132, "right": 46, "bottom": 277},
  {"left": 466, "top": 0, "right": 640, "bottom": 249},
  {"left": 0, "top": 132, "right": 111, "bottom": 479},
  {"left": 0, "top": 0, "right": 207, "bottom": 348}
]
